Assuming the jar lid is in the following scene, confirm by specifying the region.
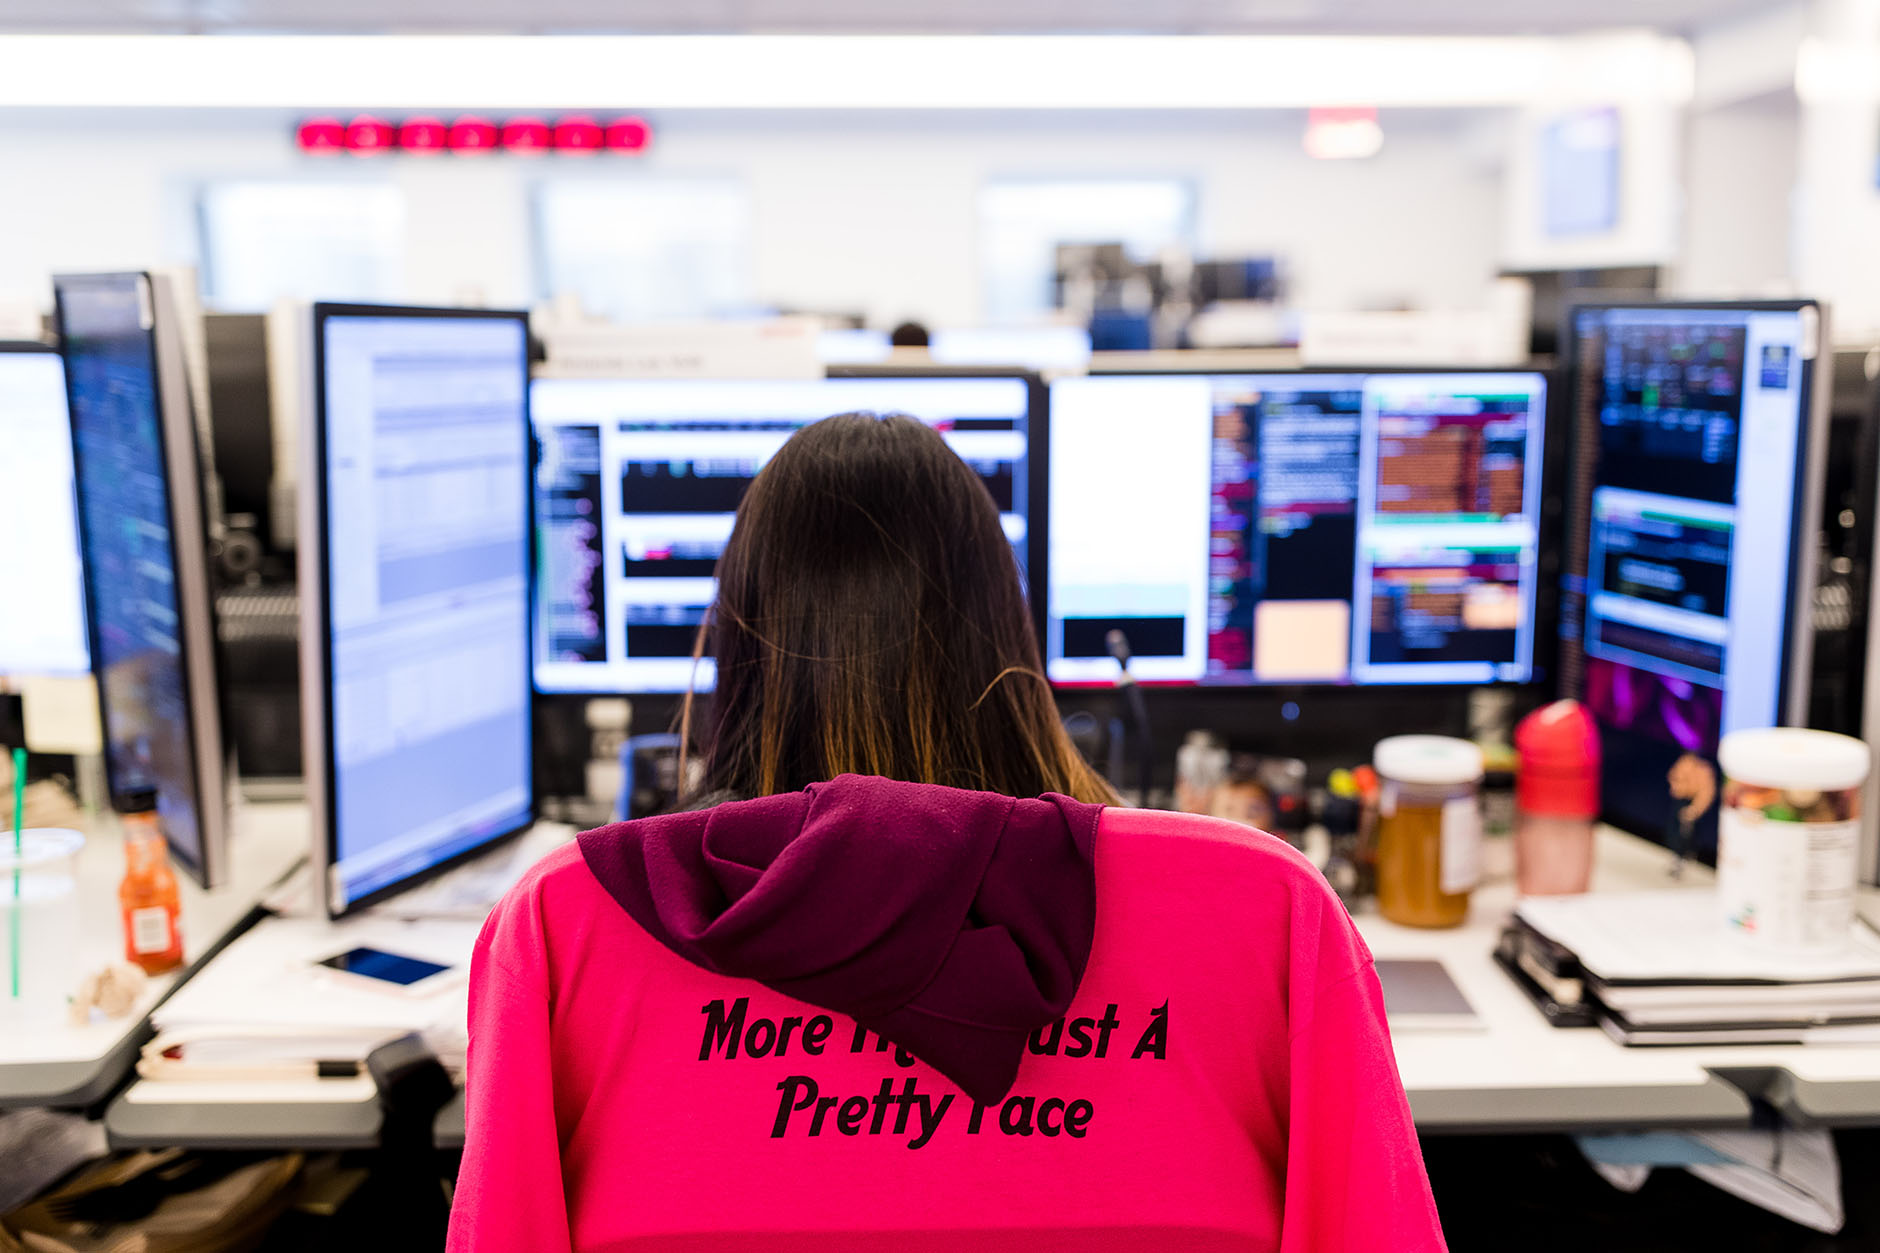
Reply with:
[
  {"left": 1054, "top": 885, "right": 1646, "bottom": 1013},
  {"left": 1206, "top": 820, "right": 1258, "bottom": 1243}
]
[
  {"left": 1719, "top": 728, "right": 1870, "bottom": 793},
  {"left": 1374, "top": 735, "right": 1484, "bottom": 787}
]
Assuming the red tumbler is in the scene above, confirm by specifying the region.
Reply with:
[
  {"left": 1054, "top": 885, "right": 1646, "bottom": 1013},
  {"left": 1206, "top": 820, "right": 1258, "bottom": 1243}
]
[{"left": 1514, "top": 700, "right": 1601, "bottom": 896}]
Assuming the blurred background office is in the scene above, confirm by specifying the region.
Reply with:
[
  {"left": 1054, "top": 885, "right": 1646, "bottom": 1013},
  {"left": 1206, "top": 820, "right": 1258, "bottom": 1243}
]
[
  {"left": 0, "top": 1, "right": 1873, "bottom": 345},
  {"left": 11, "top": 3, "right": 1880, "bottom": 1251}
]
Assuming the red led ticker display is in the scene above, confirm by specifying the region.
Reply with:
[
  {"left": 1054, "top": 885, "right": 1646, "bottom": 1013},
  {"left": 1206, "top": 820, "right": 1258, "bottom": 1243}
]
[
  {"left": 297, "top": 114, "right": 652, "bottom": 156},
  {"left": 343, "top": 115, "right": 395, "bottom": 155},
  {"left": 398, "top": 116, "right": 448, "bottom": 154},
  {"left": 553, "top": 115, "right": 604, "bottom": 154},
  {"left": 448, "top": 118, "right": 499, "bottom": 153},
  {"left": 605, "top": 117, "right": 651, "bottom": 152}
]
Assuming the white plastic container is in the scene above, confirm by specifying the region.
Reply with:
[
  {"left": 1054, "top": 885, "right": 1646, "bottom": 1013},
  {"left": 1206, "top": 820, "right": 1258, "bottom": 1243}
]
[
  {"left": 1174, "top": 731, "right": 1230, "bottom": 815},
  {"left": 1717, "top": 729, "right": 1870, "bottom": 953},
  {"left": 0, "top": 828, "right": 86, "bottom": 1023}
]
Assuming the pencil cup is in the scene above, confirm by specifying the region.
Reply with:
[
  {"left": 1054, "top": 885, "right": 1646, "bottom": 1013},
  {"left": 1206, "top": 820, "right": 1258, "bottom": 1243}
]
[{"left": 1, "top": 829, "right": 84, "bottom": 1023}]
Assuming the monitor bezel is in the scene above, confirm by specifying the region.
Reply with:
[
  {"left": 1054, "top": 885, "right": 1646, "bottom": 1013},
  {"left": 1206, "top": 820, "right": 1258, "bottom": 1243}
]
[
  {"left": 0, "top": 340, "right": 90, "bottom": 679},
  {"left": 1560, "top": 299, "right": 1829, "bottom": 842},
  {"left": 1044, "top": 363, "right": 1556, "bottom": 694},
  {"left": 303, "top": 300, "right": 537, "bottom": 918},
  {"left": 527, "top": 365, "right": 1051, "bottom": 698},
  {"left": 53, "top": 272, "right": 230, "bottom": 889}
]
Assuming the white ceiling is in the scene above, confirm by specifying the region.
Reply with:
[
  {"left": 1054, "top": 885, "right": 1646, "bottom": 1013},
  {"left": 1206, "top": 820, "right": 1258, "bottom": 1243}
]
[{"left": 0, "top": 0, "right": 1784, "bottom": 35}]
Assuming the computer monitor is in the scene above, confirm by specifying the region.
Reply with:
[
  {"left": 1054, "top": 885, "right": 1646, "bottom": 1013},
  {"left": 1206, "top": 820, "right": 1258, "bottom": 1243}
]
[
  {"left": 0, "top": 343, "right": 89, "bottom": 678},
  {"left": 300, "top": 303, "right": 535, "bottom": 916},
  {"left": 1046, "top": 369, "right": 1549, "bottom": 688},
  {"left": 55, "top": 273, "right": 230, "bottom": 887},
  {"left": 1559, "top": 301, "right": 1828, "bottom": 857},
  {"left": 531, "top": 371, "right": 1042, "bottom": 694}
]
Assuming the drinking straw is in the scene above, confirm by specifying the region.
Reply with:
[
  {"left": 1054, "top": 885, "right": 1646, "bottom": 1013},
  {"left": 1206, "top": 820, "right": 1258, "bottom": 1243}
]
[{"left": 10, "top": 746, "right": 24, "bottom": 1000}]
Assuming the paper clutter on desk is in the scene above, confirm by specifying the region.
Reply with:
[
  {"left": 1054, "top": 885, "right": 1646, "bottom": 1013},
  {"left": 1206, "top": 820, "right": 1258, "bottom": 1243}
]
[
  {"left": 66, "top": 962, "right": 149, "bottom": 1026},
  {"left": 135, "top": 1024, "right": 461, "bottom": 1082},
  {"left": 1513, "top": 890, "right": 1880, "bottom": 1045},
  {"left": 150, "top": 914, "right": 479, "bottom": 1073},
  {"left": 1578, "top": 1127, "right": 1844, "bottom": 1234}
]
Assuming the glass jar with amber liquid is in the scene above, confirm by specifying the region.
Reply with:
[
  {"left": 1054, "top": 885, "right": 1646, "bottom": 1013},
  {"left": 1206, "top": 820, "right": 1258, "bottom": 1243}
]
[{"left": 1374, "top": 736, "right": 1484, "bottom": 929}]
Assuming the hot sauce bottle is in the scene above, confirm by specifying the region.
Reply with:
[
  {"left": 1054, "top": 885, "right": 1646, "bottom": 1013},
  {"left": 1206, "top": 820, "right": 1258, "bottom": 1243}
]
[{"left": 118, "top": 788, "right": 184, "bottom": 974}]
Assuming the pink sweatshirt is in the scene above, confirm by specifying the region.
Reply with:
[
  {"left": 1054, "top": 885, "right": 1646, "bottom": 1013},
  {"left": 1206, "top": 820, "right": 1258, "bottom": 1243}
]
[{"left": 449, "top": 782, "right": 1444, "bottom": 1251}]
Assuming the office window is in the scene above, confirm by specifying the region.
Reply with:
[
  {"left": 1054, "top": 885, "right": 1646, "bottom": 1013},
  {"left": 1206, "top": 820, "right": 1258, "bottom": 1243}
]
[
  {"left": 979, "top": 179, "right": 1195, "bottom": 323},
  {"left": 199, "top": 182, "right": 404, "bottom": 311},
  {"left": 1542, "top": 108, "right": 1622, "bottom": 238},
  {"left": 536, "top": 179, "right": 754, "bottom": 323}
]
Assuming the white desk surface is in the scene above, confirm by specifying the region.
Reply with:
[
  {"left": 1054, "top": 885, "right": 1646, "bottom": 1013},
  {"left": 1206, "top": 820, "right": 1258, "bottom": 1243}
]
[
  {"left": 1358, "top": 827, "right": 1760, "bottom": 1131},
  {"left": 104, "top": 822, "right": 1880, "bottom": 1150},
  {"left": 0, "top": 798, "right": 308, "bottom": 1108},
  {"left": 102, "top": 823, "right": 572, "bottom": 1151}
]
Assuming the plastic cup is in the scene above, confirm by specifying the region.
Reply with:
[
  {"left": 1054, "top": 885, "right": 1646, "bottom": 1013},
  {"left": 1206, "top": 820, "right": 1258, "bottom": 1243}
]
[{"left": 0, "top": 828, "right": 86, "bottom": 1024}]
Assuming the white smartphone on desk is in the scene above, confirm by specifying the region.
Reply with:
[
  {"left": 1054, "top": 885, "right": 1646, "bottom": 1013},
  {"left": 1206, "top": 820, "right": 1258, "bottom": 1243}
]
[{"left": 313, "top": 946, "right": 462, "bottom": 998}]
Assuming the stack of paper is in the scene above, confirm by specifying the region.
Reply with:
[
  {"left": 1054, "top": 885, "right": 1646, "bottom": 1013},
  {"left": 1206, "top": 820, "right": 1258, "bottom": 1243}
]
[{"left": 1514, "top": 891, "right": 1880, "bottom": 1046}]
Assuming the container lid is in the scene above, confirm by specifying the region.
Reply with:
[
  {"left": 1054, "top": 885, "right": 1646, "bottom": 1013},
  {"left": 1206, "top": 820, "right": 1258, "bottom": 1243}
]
[
  {"left": 0, "top": 827, "right": 85, "bottom": 873},
  {"left": 115, "top": 787, "right": 158, "bottom": 815},
  {"left": 1719, "top": 728, "right": 1870, "bottom": 793},
  {"left": 1515, "top": 700, "right": 1600, "bottom": 766},
  {"left": 1374, "top": 735, "right": 1484, "bottom": 787},
  {"left": 1515, "top": 700, "right": 1601, "bottom": 816}
]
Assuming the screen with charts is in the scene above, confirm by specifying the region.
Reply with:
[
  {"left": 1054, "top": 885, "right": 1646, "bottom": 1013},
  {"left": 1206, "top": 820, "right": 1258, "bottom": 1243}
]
[
  {"left": 0, "top": 345, "right": 89, "bottom": 676},
  {"left": 1047, "top": 370, "right": 1547, "bottom": 687},
  {"left": 56, "top": 273, "right": 222, "bottom": 885},
  {"left": 1558, "top": 303, "right": 1821, "bottom": 853},
  {"left": 312, "top": 307, "right": 533, "bottom": 913},
  {"left": 531, "top": 375, "right": 1037, "bottom": 694}
]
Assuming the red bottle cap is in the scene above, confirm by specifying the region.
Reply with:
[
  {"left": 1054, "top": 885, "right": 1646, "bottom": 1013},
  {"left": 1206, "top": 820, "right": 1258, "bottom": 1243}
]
[{"left": 1514, "top": 699, "right": 1601, "bottom": 817}]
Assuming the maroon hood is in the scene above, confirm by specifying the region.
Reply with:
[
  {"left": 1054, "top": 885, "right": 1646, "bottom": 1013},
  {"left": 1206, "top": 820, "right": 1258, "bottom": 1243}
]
[{"left": 576, "top": 774, "right": 1103, "bottom": 1106}]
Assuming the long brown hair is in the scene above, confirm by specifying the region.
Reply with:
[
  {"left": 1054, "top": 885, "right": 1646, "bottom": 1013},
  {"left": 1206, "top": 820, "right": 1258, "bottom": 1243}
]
[{"left": 681, "top": 412, "right": 1114, "bottom": 806}]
